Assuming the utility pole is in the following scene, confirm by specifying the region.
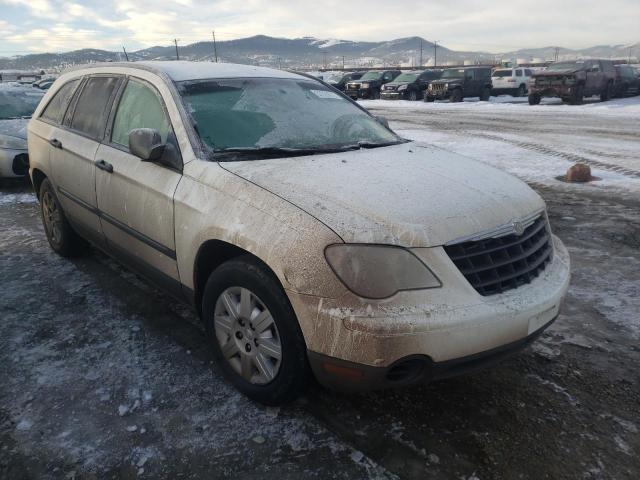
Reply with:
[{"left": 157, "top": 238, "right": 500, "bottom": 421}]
[
  {"left": 174, "top": 39, "right": 180, "bottom": 61},
  {"left": 122, "top": 46, "right": 129, "bottom": 62},
  {"left": 554, "top": 47, "right": 559, "bottom": 62},
  {"left": 629, "top": 46, "right": 632, "bottom": 64},
  {"left": 420, "top": 39, "right": 423, "bottom": 67},
  {"left": 323, "top": 51, "right": 327, "bottom": 69},
  {"left": 342, "top": 55, "right": 345, "bottom": 70},
  {"left": 433, "top": 41, "right": 438, "bottom": 67},
  {"left": 212, "top": 30, "right": 218, "bottom": 62}
]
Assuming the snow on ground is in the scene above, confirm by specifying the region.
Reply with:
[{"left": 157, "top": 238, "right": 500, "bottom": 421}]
[{"left": 361, "top": 96, "right": 640, "bottom": 196}]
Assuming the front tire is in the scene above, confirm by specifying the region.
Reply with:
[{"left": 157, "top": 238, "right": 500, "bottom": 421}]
[
  {"left": 39, "top": 178, "right": 86, "bottom": 257},
  {"left": 569, "top": 84, "right": 584, "bottom": 105},
  {"left": 528, "top": 94, "right": 541, "bottom": 105},
  {"left": 516, "top": 84, "right": 526, "bottom": 97},
  {"left": 202, "top": 256, "right": 311, "bottom": 405},
  {"left": 450, "top": 89, "right": 463, "bottom": 102},
  {"left": 480, "top": 86, "right": 491, "bottom": 101},
  {"left": 408, "top": 90, "right": 417, "bottom": 101}
]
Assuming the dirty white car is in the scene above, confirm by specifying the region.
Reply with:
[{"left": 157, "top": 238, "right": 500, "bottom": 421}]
[{"left": 27, "top": 62, "right": 570, "bottom": 405}]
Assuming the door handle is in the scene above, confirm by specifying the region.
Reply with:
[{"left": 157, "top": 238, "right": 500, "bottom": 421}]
[
  {"left": 95, "top": 159, "right": 113, "bottom": 174},
  {"left": 49, "top": 138, "right": 62, "bottom": 149}
]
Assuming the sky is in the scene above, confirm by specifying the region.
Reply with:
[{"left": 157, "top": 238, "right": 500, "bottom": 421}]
[{"left": 0, "top": 0, "right": 639, "bottom": 56}]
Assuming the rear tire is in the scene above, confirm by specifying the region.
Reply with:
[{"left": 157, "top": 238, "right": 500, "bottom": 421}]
[
  {"left": 516, "top": 84, "right": 526, "bottom": 97},
  {"left": 480, "top": 86, "right": 491, "bottom": 101},
  {"left": 202, "top": 256, "right": 311, "bottom": 405},
  {"left": 528, "top": 94, "right": 541, "bottom": 105},
  {"left": 450, "top": 89, "right": 463, "bottom": 102},
  {"left": 39, "top": 178, "right": 86, "bottom": 257}
]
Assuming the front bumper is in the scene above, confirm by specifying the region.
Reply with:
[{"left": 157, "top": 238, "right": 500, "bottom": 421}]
[
  {"left": 289, "top": 235, "right": 570, "bottom": 391},
  {"left": 346, "top": 88, "right": 373, "bottom": 99},
  {"left": 380, "top": 91, "right": 407, "bottom": 100},
  {"left": 0, "top": 148, "right": 29, "bottom": 178},
  {"left": 426, "top": 89, "right": 451, "bottom": 100},
  {"left": 309, "top": 315, "right": 556, "bottom": 391},
  {"left": 529, "top": 84, "right": 574, "bottom": 98}
]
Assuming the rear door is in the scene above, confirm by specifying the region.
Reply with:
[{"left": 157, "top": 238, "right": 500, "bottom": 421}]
[
  {"left": 51, "top": 75, "right": 121, "bottom": 237},
  {"left": 585, "top": 60, "right": 603, "bottom": 94},
  {"left": 95, "top": 76, "right": 183, "bottom": 284}
]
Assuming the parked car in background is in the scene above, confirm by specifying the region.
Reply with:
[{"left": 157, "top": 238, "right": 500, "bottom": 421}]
[
  {"left": 425, "top": 67, "right": 492, "bottom": 102},
  {"left": 381, "top": 69, "right": 442, "bottom": 101},
  {"left": 491, "top": 68, "right": 534, "bottom": 97},
  {"left": 345, "top": 70, "right": 401, "bottom": 99},
  {"left": 0, "top": 85, "right": 44, "bottom": 178},
  {"left": 528, "top": 59, "right": 616, "bottom": 105},
  {"left": 33, "top": 78, "right": 57, "bottom": 90},
  {"left": 327, "top": 71, "right": 365, "bottom": 92},
  {"left": 28, "top": 61, "right": 569, "bottom": 405},
  {"left": 613, "top": 64, "right": 640, "bottom": 97}
]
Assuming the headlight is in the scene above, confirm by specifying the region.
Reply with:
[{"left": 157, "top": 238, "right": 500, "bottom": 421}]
[
  {"left": 324, "top": 244, "right": 441, "bottom": 299},
  {"left": 361, "top": 83, "right": 370, "bottom": 88},
  {"left": 398, "top": 84, "right": 407, "bottom": 91},
  {"left": 0, "top": 134, "right": 27, "bottom": 150},
  {"left": 445, "top": 83, "right": 449, "bottom": 89}
]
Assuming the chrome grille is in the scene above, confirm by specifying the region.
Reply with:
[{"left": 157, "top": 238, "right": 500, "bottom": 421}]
[
  {"left": 444, "top": 216, "right": 553, "bottom": 296},
  {"left": 430, "top": 83, "right": 447, "bottom": 93}
]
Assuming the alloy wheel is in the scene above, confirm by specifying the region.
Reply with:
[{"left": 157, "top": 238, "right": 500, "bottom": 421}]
[
  {"left": 214, "top": 287, "right": 282, "bottom": 384},
  {"left": 41, "top": 190, "right": 62, "bottom": 245}
]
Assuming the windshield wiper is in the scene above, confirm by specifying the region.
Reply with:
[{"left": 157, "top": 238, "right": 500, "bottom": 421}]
[{"left": 213, "top": 145, "right": 360, "bottom": 160}]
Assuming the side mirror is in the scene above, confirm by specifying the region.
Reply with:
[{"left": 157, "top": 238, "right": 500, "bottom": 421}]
[
  {"left": 129, "top": 128, "right": 165, "bottom": 161},
  {"left": 376, "top": 116, "right": 390, "bottom": 129}
]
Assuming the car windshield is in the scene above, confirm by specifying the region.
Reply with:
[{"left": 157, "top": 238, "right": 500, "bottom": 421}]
[
  {"left": 177, "top": 77, "right": 403, "bottom": 157},
  {"left": 394, "top": 73, "right": 419, "bottom": 82},
  {"left": 327, "top": 74, "right": 345, "bottom": 83},
  {"left": 0, "top": 87, "right": 44, "bottom": 119},
  {"left": 547, "top": 62, "right": 583, "bottom": 71},
  {"left": 360, "top": 71, "right": 383, "bottom": 81},
  {"left": 492, "top": 70, "right": 513, "bottom": 77},
  {"left": 441, "top": 69, "right": 465, "bottom": 79}
]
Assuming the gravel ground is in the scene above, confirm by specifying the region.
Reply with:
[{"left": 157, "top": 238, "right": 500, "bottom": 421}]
[{"left": 1, "top": 99, "right": 639, "bottom": 479}]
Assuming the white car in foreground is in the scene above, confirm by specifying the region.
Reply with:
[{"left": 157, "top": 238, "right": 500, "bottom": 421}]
[
  {"left": 28, "top": 62, "right": 570, "bottom": 405},
  {"left": 492, "top": 68, "right": 535, "bottom": 97}
]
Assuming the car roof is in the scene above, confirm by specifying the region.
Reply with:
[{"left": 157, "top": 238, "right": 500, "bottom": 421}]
[{"left": 66, "top": 61, "right": 304, "bottom": 82}]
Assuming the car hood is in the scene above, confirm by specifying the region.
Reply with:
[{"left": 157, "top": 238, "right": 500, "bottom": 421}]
[
  {"left": 432, "top": 78, "right": 462, "bottom": 84},
  {"left": 385, "top": 81, "right": 412, "bottom": 87},
  {"left": 0, "top": 118, "right": 29, "bottom": 140},
  {"left": 221, "top": 142, "right": 545, "bottom": 247},
  {"left": 535, "top": 69, "right": 582, "bottom": 77}
]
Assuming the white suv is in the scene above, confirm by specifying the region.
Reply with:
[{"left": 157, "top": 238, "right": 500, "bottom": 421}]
[
  {"left": 27, "top": 62, "right": 570, "bottom": 405},
  {"left": 491, "top": 68, "right": 534, "bottom": 97}
]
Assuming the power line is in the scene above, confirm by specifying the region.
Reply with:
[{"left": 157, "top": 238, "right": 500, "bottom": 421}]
[{"left": 212, "top": 30, "right": 218, "bottom": 62}]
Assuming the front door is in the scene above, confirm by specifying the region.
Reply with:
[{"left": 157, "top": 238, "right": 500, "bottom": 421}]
[{"left": 95, "top": 77, "right": 183, "bottom": 284}]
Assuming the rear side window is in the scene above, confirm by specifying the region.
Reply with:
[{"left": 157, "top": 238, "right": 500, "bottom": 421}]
[
  {"left": 40, "top": 79, "right": 80, "bottom": 124},
  {"left": 70, "top": 76, "right": 120, "bottom": 139},
  {"left": 516, "top": 70, "right": 523, "bottom": 77},
  {"left": 111, "top": 79, "right": 173, "bottom": 148}
]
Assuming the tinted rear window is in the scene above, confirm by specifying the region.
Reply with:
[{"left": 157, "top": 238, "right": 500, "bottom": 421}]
[
  {"left": 70, "top": 76, "right": 120, "bottom": 139},
  {"left": 41, "top": 79, "right": 80, "bottom": 124},
  {"left": 493, "top": 70, "right": 513, "bottom": 77}
]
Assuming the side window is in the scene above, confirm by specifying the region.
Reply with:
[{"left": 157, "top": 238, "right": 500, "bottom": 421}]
[
  {"left": 111, "top": 79, "right": 173, "bottom": 148},
  {"left": 516, "top": 70, "right": 523, "bottom": 77},
  {"left": 382, "top": 72, "right": 392, "bottom": 81},
  {"left": 40, "top": 79, "right": 80, "bottom": 124},
  {"left": 465, "top": 70, "right": 475, "bottom": 80},
  {"left": 70, "top": 76, "right": 120, "bottom": 139},
  {"left": 525, "top": 69, "right": 533, "bottom": 76}
]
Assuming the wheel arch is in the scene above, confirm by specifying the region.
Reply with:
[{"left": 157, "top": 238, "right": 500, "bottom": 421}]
[
  {"left": 31, "top": 168, "right": 47, "bottom": 197},
  {"left": 192, "top": 239, "right": 285, "bottom": 317}
]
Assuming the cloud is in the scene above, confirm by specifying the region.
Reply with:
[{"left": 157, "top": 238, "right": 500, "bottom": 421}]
[{"left": 0, "top": 0, "right": 638, "bottom": 55}]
